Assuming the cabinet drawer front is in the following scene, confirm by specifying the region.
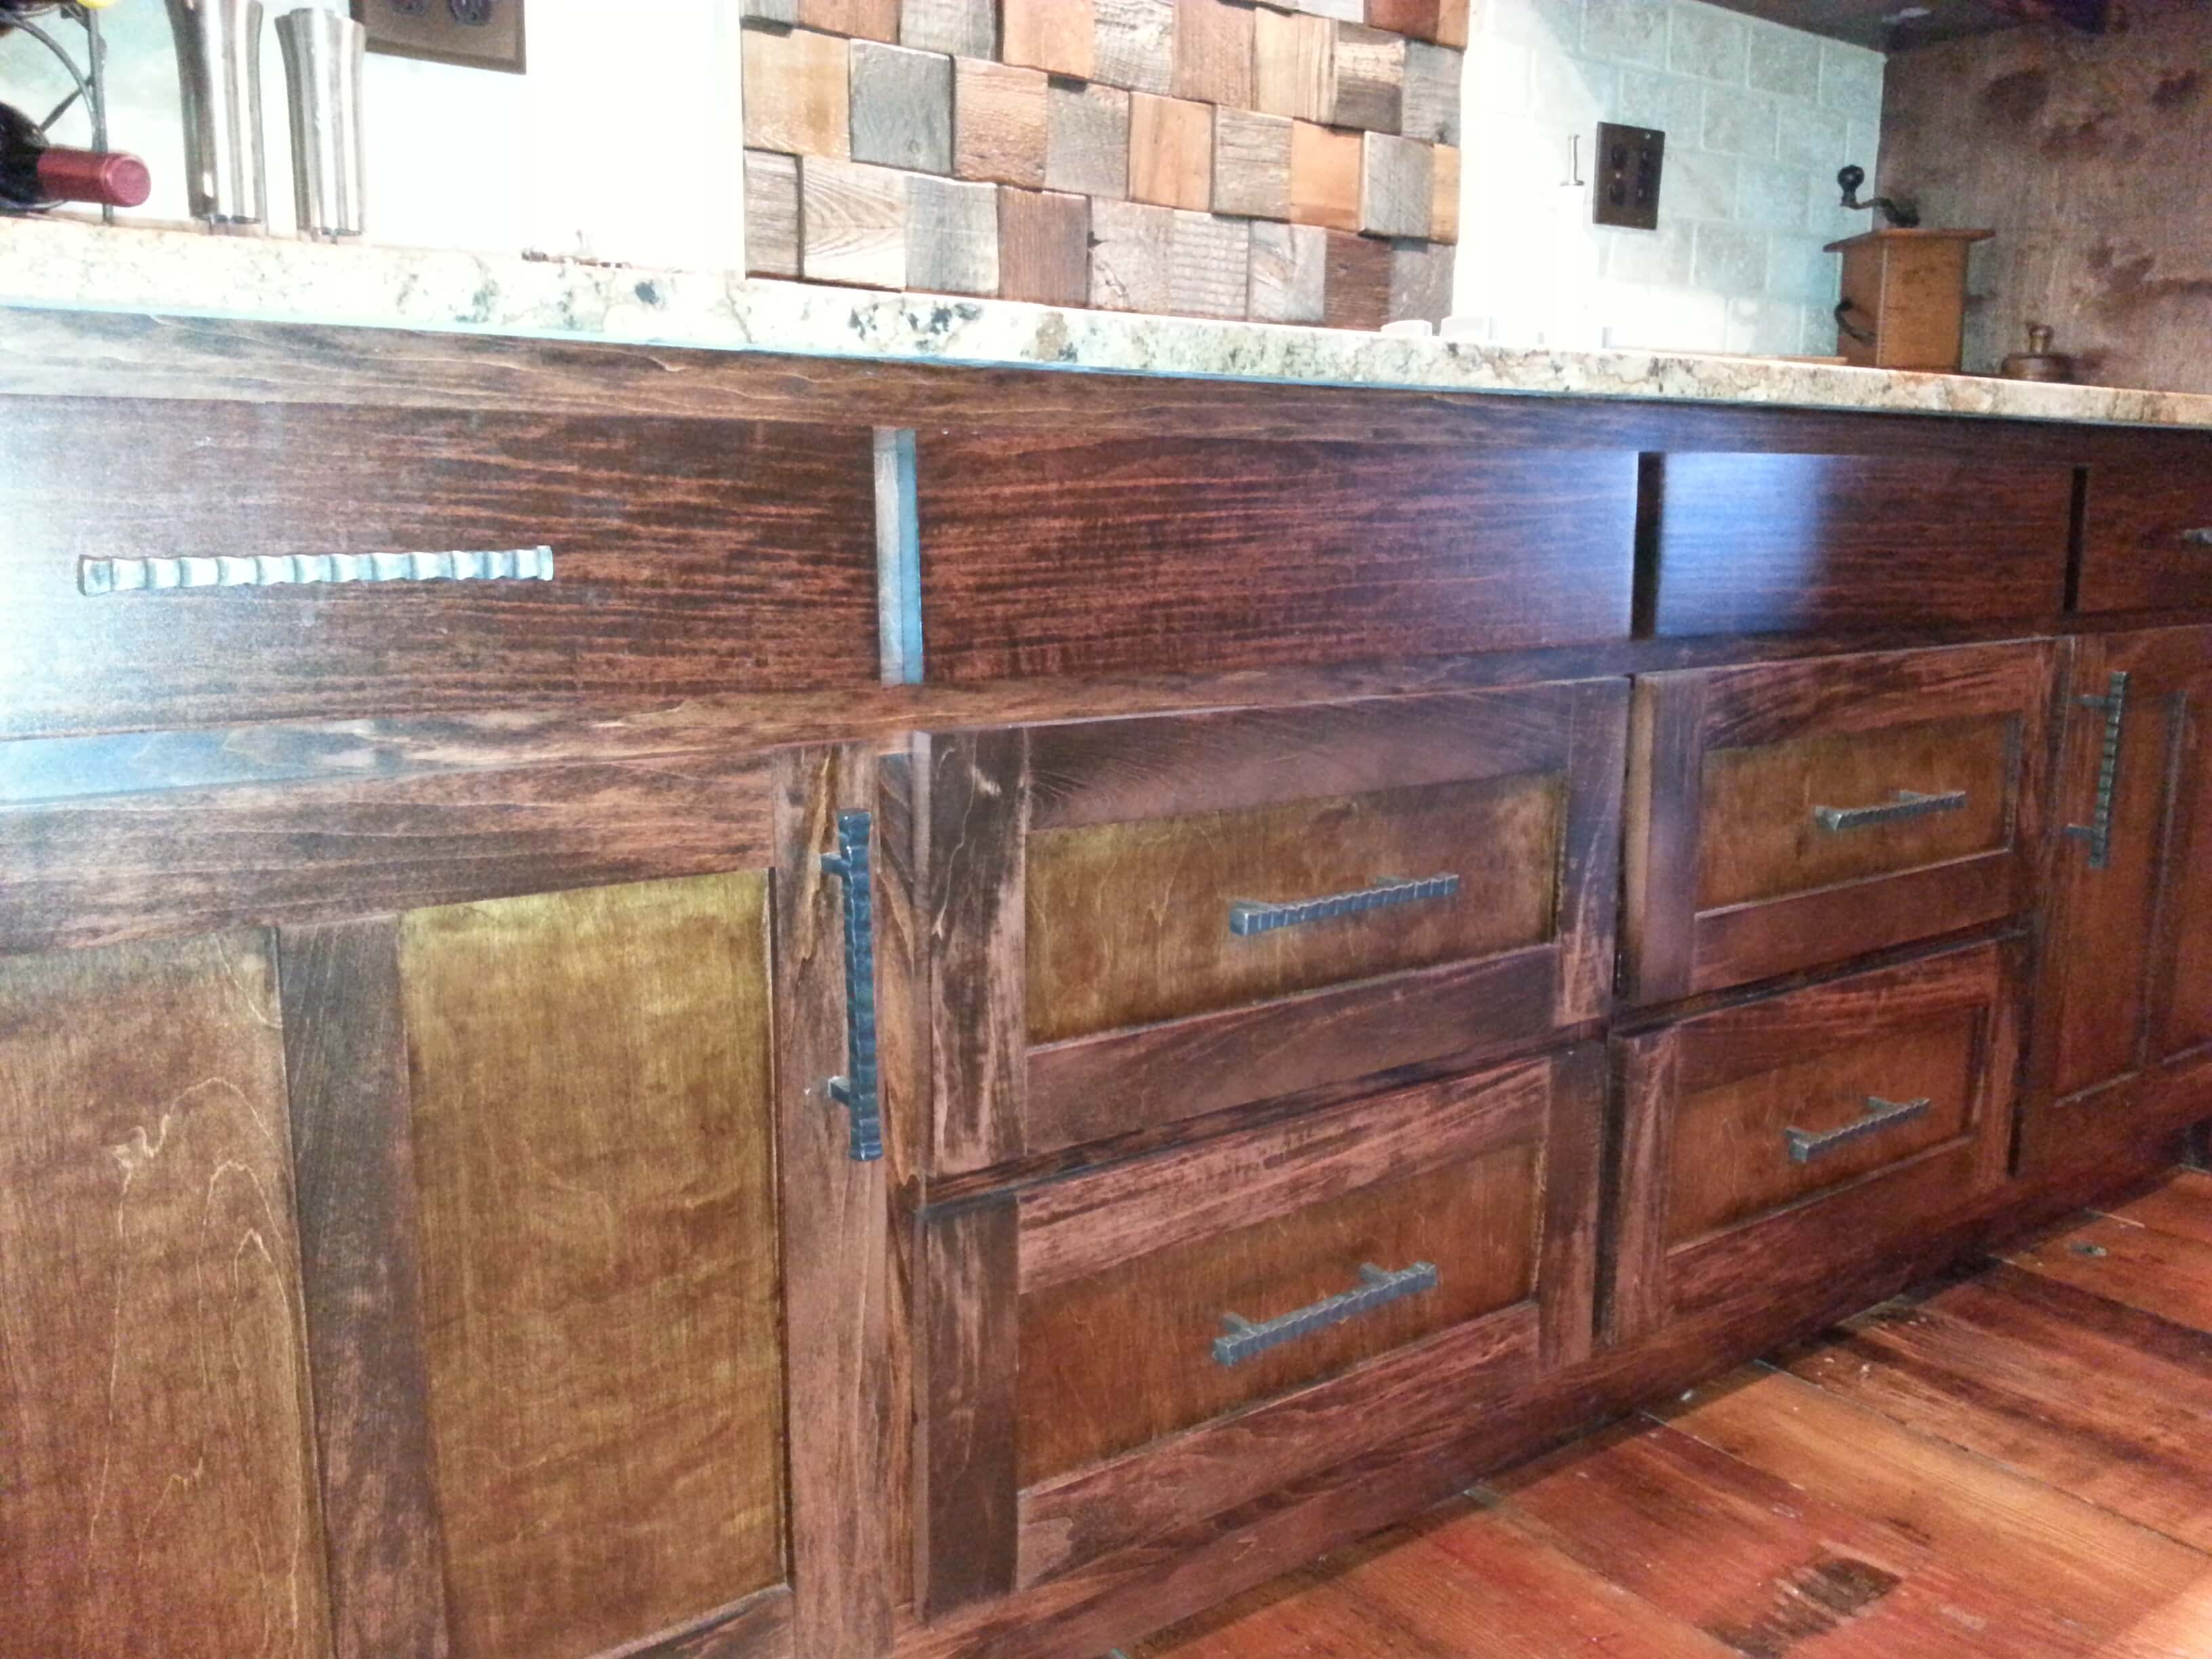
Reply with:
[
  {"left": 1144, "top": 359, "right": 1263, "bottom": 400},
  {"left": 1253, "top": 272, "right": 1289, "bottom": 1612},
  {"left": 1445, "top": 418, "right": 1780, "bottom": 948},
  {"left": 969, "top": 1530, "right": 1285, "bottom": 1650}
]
[
  {"left": 1649, "top": 453, "right": 2073, "bottom": 637},
  {"left": 2078, "top": 457, "right": 2212, "bottom": 615},
  {"left": 924, "top": 683, "right": 1627, "bottom": 1172},
  {"left": 915, "top": 433, "right": 1638, "bottom": 681},
  {"left": 0, "top": 397, "right": 880, "bottom": 737},
  {"left": 1610, "top": 943, "right": 2018, "bottom": 1340},
  {"left": 918, "top": 1050, "right": 1603, "bottom": 1612},
  {"left": 1626, "top": 642, "right": 2057, "bottom": 1002}
]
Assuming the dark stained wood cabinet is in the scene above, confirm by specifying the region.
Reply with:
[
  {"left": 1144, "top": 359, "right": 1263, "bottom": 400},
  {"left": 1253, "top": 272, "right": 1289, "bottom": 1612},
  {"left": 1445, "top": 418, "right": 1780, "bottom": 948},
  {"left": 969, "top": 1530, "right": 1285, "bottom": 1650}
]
[
  {"left": 6, "top": 310, "right": 2212, "bottom": 1659},
  {"left": 1622, "top": 642, "right": 2057, "bottom": 1002},
  {"left": 2021, "top": 626, "right": 2212, "bottom": 1174},
  {"left": 916, "top": 684, "right": 1626, "bottom": 1174}
]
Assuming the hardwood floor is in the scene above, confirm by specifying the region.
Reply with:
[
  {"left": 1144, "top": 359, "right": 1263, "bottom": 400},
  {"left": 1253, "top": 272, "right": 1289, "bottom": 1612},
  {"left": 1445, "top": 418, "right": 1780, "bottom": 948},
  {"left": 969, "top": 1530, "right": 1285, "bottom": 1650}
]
[{"left": 1126, "top": 1169, "right": 2212, "bottom": 1659}]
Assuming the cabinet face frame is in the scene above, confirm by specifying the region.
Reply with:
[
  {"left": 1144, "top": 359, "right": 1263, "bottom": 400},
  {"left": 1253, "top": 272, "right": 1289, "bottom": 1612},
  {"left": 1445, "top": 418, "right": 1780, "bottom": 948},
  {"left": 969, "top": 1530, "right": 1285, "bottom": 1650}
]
[
  {"left": 1607, "top": 940, "right": 2022, "bottom": 1346},
  {"left": 2021, "top": 626, "right": 2212, "bottom": 1174},
  {"left": 1622, "top": 640, "right": 2060, "bottom": 1005},
  {"left": 913, "top": 1045, "right": 1605, "bottom": 1619},
  {"left": 915, "top": 681, "right": 1629, "bottom": 1177}
]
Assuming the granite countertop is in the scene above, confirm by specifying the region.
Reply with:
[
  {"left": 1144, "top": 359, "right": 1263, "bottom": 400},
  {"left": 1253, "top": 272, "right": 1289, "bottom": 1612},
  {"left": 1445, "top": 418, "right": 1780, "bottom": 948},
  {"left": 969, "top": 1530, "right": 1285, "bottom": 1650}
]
[{"left": 3, "top": 217, "right": 2209, "bottom": 430}]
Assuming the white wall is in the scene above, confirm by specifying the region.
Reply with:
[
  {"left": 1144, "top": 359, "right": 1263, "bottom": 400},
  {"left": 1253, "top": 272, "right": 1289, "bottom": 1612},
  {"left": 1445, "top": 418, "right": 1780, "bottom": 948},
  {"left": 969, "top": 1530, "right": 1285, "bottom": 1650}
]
[
  {"left": 1455, "top": 0, "right": 1885, "bottom": 355},
  {"left": 2, "top": 0, "right": 743, "bottom": 268}
]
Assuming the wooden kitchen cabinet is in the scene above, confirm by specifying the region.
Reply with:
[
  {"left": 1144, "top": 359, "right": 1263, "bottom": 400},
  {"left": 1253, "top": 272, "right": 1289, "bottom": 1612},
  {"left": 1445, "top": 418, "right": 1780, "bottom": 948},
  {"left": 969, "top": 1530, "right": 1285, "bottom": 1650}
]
[
  {"left": 0, "top": 930, "right": 332, "bottom": 1659},
  {"left": 2020, "top": 626, "right": 2212, "bottom": 1174}
]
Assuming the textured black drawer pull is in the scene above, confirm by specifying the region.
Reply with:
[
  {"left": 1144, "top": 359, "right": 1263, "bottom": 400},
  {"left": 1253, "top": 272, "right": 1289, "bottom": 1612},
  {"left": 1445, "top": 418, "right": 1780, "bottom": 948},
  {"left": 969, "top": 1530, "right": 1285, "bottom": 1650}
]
[
  {"left": 2065, "top": 670, "right": 2131, "bottom": 872},
  {"left": 1212, "top": 1261, "right": 1438, "bottom": 1368},
  {"left": 820, "top": 810, "right": 882, "bottom": 1164},
  {"left": 1810, "top": 789, "right": 1967, "bottom": 833},
  {"left": 1228, "top": 874, "right": 1459, "bottom": 938},
  {"left": 1784, "top": 1095, "right": 1931, "bottom": 1164},
  {"left": 79, "top": 548, "right": 555, "bottom": 594}
]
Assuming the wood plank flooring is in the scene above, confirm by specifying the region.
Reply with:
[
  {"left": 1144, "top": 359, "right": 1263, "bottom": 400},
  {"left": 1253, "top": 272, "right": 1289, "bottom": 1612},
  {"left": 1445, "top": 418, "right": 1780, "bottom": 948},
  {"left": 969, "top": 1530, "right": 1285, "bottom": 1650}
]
[{"left": 1128, "top": 1169, "right": 2212, "bottom": 1659}]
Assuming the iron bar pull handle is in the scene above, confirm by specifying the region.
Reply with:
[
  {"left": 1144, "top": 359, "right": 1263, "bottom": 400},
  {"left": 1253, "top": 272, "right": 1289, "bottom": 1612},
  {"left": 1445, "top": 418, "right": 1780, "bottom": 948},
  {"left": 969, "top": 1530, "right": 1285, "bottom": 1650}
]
[
  {"left": 2066, "top": 670, "right": 2131, "bottom": 872},
  {"left": 1228, "top": 874, "right": 1460, "bottom": 938},
  {"left": 820, "top": 809, "right": 882, "bottom": 1164},
  {"left": 1784, "top": 1094, "right": 1931, "bottom": 1164},
  {"left": 2180, "top": 527, "right": 2212, "bottom": 547},
  {"left": 1213, "top": 1261, "right": 1439, "bottom": 1368},
  {"left": 1811, "top": 788, "right": 1969, "bottom": 834},
  {"left": 79, "top": 547, "right": 555, "bottom": 594}
]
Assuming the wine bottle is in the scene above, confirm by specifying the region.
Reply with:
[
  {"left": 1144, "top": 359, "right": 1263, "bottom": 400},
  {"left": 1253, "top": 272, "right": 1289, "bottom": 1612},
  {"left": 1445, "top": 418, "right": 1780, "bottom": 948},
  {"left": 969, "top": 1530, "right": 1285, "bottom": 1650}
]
[{"left": 0, "top": 100, "right": 150, "bottom": 211}]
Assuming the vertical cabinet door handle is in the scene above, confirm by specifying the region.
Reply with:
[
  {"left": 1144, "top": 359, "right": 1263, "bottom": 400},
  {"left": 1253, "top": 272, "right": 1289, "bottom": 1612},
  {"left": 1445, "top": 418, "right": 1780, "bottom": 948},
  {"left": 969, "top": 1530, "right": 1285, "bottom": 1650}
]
[
  {"left": 2065, "top": 670, "right": 2131, "bottom": 872},
  {"left": 820, "top": 810, "right": 882, "bottom": 1163}
]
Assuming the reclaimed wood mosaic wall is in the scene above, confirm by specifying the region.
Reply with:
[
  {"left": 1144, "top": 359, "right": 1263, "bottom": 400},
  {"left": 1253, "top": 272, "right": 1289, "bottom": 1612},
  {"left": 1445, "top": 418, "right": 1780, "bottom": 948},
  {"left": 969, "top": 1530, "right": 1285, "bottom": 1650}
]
[{"left": 740, "top": 0, "right": 1465, "bottom": 329}]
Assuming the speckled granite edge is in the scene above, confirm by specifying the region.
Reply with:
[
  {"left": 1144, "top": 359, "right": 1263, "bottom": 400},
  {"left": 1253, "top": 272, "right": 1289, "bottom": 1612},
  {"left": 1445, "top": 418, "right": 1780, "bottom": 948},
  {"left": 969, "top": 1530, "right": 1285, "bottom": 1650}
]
[{"left": 4, "top": 218, "right": 2208, "bottom": 429}]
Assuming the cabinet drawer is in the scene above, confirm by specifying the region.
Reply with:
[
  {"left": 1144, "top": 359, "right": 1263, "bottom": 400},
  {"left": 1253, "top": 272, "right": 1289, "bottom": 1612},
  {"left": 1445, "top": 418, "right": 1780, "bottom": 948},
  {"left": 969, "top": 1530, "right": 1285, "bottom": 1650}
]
[
  {"left": 918, "top": 1049, "right": 1602, "bottom": 1612},
  {"left": 0, "top": 397, "right": 880, "bottom": 737},
  {"left": 1609, "top": 942, "right": 2018, "bottom": 1341},
  {"left": 1624, "top": 641, "right": 2058, "bottom": 1001},
  {"left": 920, "top": 682, "right": 1627, "bottom": 1173},
  {"left": 1647, "top": 453, "right": 2073, "bottom": 637},
  {"left": 914, "top": 434, "right": 1638, "bottom": 681},
  {"left": 2078, "top": 456, "right": 2212, "bottom": 615}
]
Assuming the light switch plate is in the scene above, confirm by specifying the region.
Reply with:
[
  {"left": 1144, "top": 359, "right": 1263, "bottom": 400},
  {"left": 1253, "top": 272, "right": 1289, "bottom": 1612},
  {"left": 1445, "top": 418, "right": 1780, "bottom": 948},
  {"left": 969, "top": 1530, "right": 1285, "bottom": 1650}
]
[
  {"left": 1593, "top": 122, "right": 1664, "bottom": 231},
  {"left": 353, "top": 0, "right": 526, "bottom": 75}
]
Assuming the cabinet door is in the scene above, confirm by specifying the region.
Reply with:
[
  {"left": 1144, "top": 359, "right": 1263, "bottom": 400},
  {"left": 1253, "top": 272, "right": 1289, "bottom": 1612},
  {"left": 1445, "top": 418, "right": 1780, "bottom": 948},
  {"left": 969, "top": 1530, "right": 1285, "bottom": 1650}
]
[
  {"left": 0, "top": 930, "right": 332, "bottom": 1659},
  {"left": 281, "top": 748, "right": 892, "bottom": 1659},
  {"left": 2023, "top": 626, "right": 2212, "bottom": 1172}
]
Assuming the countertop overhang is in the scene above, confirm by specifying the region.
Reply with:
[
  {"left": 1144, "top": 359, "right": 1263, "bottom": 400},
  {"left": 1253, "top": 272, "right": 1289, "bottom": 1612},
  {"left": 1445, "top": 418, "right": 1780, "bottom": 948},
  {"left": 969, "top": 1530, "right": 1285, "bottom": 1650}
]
[{"left": 3, "top": 216, "right": 2208, "bottom": 431}]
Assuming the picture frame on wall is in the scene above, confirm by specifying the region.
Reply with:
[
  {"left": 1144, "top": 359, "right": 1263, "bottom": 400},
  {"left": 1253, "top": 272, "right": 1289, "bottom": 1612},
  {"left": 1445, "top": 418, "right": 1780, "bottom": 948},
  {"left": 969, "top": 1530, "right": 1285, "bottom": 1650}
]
[{"left": 353, "top": 0, "right": 526, "bottom": 75}]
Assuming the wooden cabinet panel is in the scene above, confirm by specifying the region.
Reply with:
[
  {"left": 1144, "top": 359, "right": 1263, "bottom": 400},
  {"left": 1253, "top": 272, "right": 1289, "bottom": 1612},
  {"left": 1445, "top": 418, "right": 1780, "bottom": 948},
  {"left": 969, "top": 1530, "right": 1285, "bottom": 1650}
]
[
  {"left": 2078, "top": 457, "right": 2212, "bottom": 615},
  {"left": 0, "top": 931, "right": 331, "bottom": 1659},
  {"left": 915, "top": 434, "right": 1637, "bottom": 681},
  {"left": 1609, "top": 942, "right": 2019, "bottom": 1344},
  {"left": 0, "top": 397, "right": 879, "bottom": 738},
  {"left": 2023, "top": 626, "right": 2212, "bottom": 1172},
  {"left": 1624, "top": 641, "right": 2057, "bottom": 1002},
  {"left": 917, "top": 1048, "right": 1603, "bottom": 1614},
  {"left": 920, "top": 683, "right": 1626, "bottom": 1173},
  {"left": 1648, "top": 453, "right": 2074, "bottom": 637},
  {"left": 396, "top": 874, "right": 784, "bottom": 1659}
]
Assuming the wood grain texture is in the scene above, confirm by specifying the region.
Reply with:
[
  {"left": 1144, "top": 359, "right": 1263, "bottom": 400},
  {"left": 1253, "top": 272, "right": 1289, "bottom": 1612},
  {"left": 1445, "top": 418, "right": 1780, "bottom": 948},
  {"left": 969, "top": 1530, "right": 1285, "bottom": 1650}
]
[
  {"left": 1330, "top": 22, "right": 1406, "bottom": 131},
  {"left": 1323, "top": 229, "right": 1395, "bottom": 330},
  {"left": 799, "top": 0, "right": 898, "bottom": 39},
  {"left": 1650, "top": 452, "right": 2074, "bottom": 637},
  {"left": 2107, "top": 1167, "right": 2212, "bottom": 1246},
  {"left": 281, "top": 917, "right": 452, "bottom": 1659},
  {"left": 1388, "top": 239, "right": 1453, "bottom": 326},
  {"left": 741, "top": 22, "right": 851, "bottom": 157},
  {"left": 802, "top": 157, "right": 910, "bottom": 289},
  {"left": 2078, "top": 456, "right": 2212, "bottom": 615},
  {"left": 623, "top": 1586, "right": 795, "bottom": 1659},
  {"left": 0, "top": 747, "right": 776, "bottom": 960},
  {"left": 907, "top": 173, "right": 1002, "bottom": 298},
  {"left": 1046, "top": 79, "right": 1131, "bottom": 201},
  {"left": 1399, "top": 39, "right": 1460, "bottom": 145},
  {"left": 1169, "top": 210, "right": 1254, "bottom": 321},
  {"left": 1359, "top": 131, "right": 1431, "bottom": 239},
  {"left": 1130, "top": 93, "right": 1215, "bottom": 212},
  {"left": 1211, "top": 108, "right": 1292, "bottom": 220},
  {"left": 1094, "top": 0, "right": 1176, "bottom": 94},
  {"left": 914, "top": 436, "right": 1637, "bottom": 681},
  {"left": 1171, "top": 0, "right": 1254, "bottom": 106},
  {"left": 399, "top": 875, "right": 785, "bottom": 1659},
  {"left": 1429, "top": 142, "right": 1458, "bottom": 242},
  {"left": 1289, "top": 118, "right": 1361, "bottom": 231},
  {"left": 848, "top": 40, "right": 954, "bottom": 173},
  {"left": 1003, "top": 0, "right": 1094, "bottom": 78},
  {"left": 0, "top": 398, "right": 879, "bottom": 737},
  {"left": 899, "top": 0, "right": 994, "bottom": 56},
  {"left": 997, "top": 187, "right": 1091, "bottom": 305},
  {"left": 918, "top": 1195, "right": 1023, "bottom": 1616},
  {"left": 1254, "top": 7, "right": 1336, "bottom": 124},
  {"left": 2010, "top": 1211, "right": 2212, "bottom": 1336},
  {"left": 1090, "top": 197, "right": 1175, "bottom": 313},
  {"left": 923, "top": 728, "right": 1031, "bottom": 1174},
  {"left": 1248, "top": 218, "right": 1327, "bottom": 323},
  {"left": 954, "top": 59, "right": 1049, "bottom": 188},
  {"left": 743, "top": 150, "right": 802, "bottom": 276},
  {"left": 0, "top": 930, "right": 331, "bottom": 1659},
  {"left": 771, "top": 746, "right": 895, "bottom": 1658}
]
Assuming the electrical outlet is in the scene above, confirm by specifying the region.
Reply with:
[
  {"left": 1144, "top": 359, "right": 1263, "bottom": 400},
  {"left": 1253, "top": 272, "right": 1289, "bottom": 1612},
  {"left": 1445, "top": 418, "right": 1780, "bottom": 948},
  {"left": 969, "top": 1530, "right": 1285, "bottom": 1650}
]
[{"left": 1592, "top": 122, "right": 1664, "bottom": 230}]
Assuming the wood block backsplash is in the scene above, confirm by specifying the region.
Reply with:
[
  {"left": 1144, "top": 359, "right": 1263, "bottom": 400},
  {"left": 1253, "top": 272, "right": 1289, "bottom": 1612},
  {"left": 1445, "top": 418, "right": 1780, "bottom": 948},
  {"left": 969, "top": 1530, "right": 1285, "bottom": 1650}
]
[{"left": 741, "top": 0, "right": 1461, "bottom": 329}]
